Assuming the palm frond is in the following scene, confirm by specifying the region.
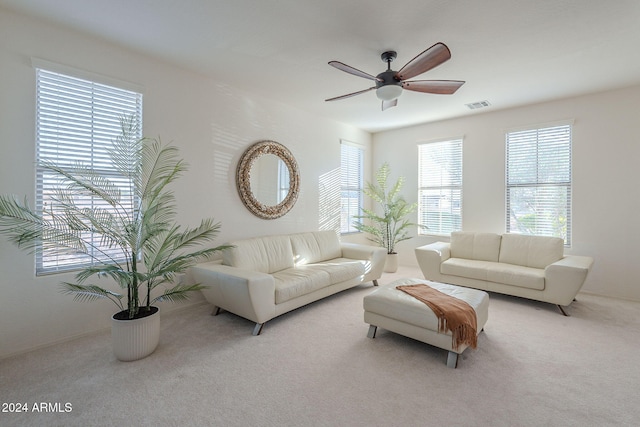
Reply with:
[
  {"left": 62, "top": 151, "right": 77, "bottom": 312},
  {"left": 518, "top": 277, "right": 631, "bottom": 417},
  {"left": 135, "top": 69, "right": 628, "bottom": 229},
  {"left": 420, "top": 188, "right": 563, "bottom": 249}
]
[
  {"left": 60, "top": 282, "right": 124, "bottom": 309},
  {"left": 40, "top": 162, "right": 122, "bottom": 208},
  {"left": 73, "top": 264, "right": 134, "bottom": 287},
  {"left": 143, "top": 219, "right": 230, "bottom": 283},
  {"left": 150, "top": 283, "right": 206, "bottom": 305}
]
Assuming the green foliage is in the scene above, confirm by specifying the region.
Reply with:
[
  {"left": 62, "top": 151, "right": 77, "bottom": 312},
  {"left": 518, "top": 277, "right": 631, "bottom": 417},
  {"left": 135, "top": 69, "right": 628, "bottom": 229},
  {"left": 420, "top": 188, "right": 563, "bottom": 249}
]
[
  {"left": 0, "top": 116, "right": 230, "bottom": 319},
  {"left": 353, "top": 162, "right": 423, "bottom": 254}
]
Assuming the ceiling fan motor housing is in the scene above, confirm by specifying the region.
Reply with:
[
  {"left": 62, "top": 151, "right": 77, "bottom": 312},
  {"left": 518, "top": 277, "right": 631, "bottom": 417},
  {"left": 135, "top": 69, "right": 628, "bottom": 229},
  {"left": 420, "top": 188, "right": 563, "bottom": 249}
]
[
  {"left": 377, "top": 50, "right": 401, "bottom": 87},
  {"left": 375, "top": 50, "right": 403, "bottom": 100},
  {"left": 375, "top": 70, "right": 401, "bottom": 89}
]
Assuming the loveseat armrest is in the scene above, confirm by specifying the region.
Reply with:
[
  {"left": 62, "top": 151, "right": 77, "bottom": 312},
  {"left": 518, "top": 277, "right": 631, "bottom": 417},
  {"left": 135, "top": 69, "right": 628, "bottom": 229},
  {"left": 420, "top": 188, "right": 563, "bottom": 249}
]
[
  {"left": 341, "top": 243, "right": 387, "bottom": 282},
  {"left": 190, "top": 262, "right": 276, "bottom": 324},
  {"left": 544, "top": 255, "right": 594, "bottom": 305},
  {"left": 415, "top": 242, "right": 451, "bottom": 281}
]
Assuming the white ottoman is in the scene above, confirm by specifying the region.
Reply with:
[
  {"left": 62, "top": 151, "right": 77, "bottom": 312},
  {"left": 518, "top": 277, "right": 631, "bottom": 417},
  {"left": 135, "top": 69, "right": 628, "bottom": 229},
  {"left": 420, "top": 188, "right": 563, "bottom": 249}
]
[{"left": 363, "top": 278, "right": 489, "bottom": 368}]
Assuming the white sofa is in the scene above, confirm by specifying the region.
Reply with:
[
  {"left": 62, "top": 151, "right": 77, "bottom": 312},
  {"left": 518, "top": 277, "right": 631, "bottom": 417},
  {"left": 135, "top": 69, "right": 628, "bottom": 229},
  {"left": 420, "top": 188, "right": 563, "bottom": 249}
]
[
  {"left": 415, "top": 232, "right": 594, "bottom": 315},
  {"left": 191, "top": 230, "right": 387, "bottom": 335}
]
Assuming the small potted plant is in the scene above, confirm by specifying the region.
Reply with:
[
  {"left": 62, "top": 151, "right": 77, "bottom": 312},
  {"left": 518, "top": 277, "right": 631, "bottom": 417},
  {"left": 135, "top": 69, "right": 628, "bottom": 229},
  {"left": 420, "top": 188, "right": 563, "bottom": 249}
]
[
  {"left": 353, "top": 162, "right": 423, "bottom": 272},
  {"left": 0, "top": 117, "right": 229, "bottom": 361}
]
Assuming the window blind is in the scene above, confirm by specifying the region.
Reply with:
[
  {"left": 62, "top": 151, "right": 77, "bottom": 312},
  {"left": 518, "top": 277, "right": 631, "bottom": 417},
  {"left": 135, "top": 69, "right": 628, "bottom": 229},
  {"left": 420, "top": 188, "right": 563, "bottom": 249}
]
[
  {"left": 35, "top": 68, "right": 143, "bottom": 274},
  {"left": 506, "top": 124, "right": 571, "bottom": 245},
  {"left": 340, "top": 142, "right": 364, "bottom": 234},
  {"left": 418, "top": 139, "right": 463, "bottom": 235}
]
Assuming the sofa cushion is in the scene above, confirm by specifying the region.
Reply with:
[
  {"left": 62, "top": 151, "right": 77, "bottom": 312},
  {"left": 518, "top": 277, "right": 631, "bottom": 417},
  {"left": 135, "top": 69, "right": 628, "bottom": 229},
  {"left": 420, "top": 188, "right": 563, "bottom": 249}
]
[
  {"left": 290, "top": 230, "right": 342, "bottom": 265},
  {"left": 223, "top": 235, "right": 294, "bottom": 274},
  {"left": 450, "top": 232, "right": 502, "bottom": 262},
  {"left": 499, "top": 234, "right": 564, "bottom": 269},
  {"left": 486, "top": 263, "right": 545, "bottom": 290},
  {"left": 441, "top": 258, "right": 492, "bottom": 281},
  {"left": 273, "top": 267, "right": 331, "bottom": 304}
]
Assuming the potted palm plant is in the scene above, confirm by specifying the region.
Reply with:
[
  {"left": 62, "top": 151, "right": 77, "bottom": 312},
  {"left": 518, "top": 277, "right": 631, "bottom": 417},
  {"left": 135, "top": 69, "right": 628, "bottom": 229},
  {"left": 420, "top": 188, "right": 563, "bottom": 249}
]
[
  {"left": 353, "top": 162, "right": 423, "bottom": 273},
  {"left": 0, "top": 116, "right": 229, "bottom": 361}
]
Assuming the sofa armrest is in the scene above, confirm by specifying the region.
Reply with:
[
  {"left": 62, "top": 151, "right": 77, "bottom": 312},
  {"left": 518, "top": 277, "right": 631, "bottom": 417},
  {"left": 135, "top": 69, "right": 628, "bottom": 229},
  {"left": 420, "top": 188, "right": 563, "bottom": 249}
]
[
  {"left": 190, "top": 262, "right": 276, "bottom": 324},
  {"left": 544, "top": 255, "right": 594, "bottom": 305},
  {"left": 415, "top": 242, "right": 451, "bottom": 281},
  {"left": 341, "top": 243, "right": 387, "bottom": 282}
]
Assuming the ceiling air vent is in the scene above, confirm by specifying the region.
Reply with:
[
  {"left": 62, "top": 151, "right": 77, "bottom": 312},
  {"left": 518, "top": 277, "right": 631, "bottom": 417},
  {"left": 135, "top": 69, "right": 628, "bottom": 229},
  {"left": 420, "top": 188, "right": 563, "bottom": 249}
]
[{"left": 465, "top": 100, "right": 491, "bottom": 110}]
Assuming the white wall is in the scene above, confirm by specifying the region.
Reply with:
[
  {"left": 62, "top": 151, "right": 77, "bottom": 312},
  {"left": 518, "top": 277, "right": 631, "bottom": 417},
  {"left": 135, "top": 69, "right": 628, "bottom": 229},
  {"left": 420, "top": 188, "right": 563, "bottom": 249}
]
[
  {"left": 373, "top": 86, "right": 640, "bottom": 302},
  {"left": 0, "top": 8, "right": 371, "bottom": 358}
]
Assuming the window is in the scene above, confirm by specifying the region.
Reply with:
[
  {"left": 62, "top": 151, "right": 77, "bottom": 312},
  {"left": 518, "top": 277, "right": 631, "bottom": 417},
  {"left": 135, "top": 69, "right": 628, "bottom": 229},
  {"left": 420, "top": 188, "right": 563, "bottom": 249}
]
[
  {"left": 418, "top": 138, "right": 463, "bottom": 235},
  {"left": 340, "top": 141, "right": 364, "bottom": 234},
  {"left": 506, "top": 123, "right": 572, "bottom": 245},
  {"left": 35, "top": 65, "right": 143, "bottom": 274}
]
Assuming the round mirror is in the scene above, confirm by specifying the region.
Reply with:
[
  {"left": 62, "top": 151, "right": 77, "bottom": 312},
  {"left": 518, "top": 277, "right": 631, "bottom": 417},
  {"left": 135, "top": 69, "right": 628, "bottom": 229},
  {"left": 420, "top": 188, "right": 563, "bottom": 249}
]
[{"left": 236, "top": 140, "right": 300, "bottom": 219}]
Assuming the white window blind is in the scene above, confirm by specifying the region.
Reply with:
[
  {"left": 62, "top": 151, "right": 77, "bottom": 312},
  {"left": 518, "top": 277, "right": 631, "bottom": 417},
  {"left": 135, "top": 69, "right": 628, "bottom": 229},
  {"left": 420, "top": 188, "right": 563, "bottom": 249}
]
[
  {"left": 418, "top": 139, "right": 463, "bottom": 235},
  {"left": 506, "top": 123, "right": 571, "bottom": 245},
  {"left": 35, "top": 67, "right": 143, "bottom": 274},
  {"left": 340, "top": 142, "right": 364, "bottom": 234}
]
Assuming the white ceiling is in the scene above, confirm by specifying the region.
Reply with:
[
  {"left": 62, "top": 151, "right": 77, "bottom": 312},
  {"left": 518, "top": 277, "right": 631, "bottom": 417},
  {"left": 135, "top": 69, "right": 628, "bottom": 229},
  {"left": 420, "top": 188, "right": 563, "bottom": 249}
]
[{"left": 2, "top": 0, "right": 640, "bottom": 133}]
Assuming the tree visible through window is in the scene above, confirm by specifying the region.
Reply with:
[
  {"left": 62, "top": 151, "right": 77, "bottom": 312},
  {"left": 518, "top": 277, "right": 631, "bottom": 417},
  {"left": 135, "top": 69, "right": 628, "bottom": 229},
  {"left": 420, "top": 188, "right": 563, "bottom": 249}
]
[
  {"left": 35, "top": 66, "right": 143, "bottom": 274},
  {"left": 418, "top": 139, "right": 463, "bottom": 235},
  {"left": 506, "top": 123, "right": 572, "bottom": 245},
  {"left": 340, "top": 141, "right": 364, "bottom": 234}
]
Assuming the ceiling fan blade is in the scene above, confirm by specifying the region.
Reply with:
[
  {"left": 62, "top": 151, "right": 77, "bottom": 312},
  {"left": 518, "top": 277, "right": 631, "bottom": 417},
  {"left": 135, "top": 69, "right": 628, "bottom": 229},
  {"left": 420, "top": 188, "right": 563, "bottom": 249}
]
[
  {"left": 328, "top": 61, "right": 382, "bottom": 82},
  {"left": 402, "top": 80, "right": 465, "bottom": 94},
  {"left": 397, "top": 42, "right": 452, "bottom": 81},
  {"left": 325, "top": 87, "right": 376, "bottom": 102},
  {"left": 381, "top": 99, "right": 398, "bottom": 111}
]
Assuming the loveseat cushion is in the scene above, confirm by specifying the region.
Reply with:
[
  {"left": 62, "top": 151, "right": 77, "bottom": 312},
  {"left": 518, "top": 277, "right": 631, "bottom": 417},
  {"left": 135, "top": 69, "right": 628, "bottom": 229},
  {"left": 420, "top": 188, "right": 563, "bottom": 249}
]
[
  {"left": 308, "top": 258, "right": 366, "bottom": 284},
  {"left": 450, "top": 231, "right": 502, "bottom": 262},
  {"left": 441, "top": 258, "right": 493, "bottom": 281},
  {"left": 223, "top": 235, "right": 294, "bottom": 274},
  {"left": 273, "top": 267, "right": 331, "bottom": 304},
  {"left": 290, "top": 230, "right": 342, "bottom": 265},
  {"left": 499, "top": 234, "right": 564, "bottom": 269},
  {"left": 486, "top": 263, "right": 545, "bottom": 290}
]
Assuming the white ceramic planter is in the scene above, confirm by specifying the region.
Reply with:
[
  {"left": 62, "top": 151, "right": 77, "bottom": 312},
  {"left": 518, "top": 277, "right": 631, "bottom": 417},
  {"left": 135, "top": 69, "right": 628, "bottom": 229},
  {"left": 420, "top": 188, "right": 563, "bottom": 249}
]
[
  {"left": 384, "top": 253, "right": 398, "bottom": 273},
  {"left": 111, "top": 307, "right": 160, "bottom": 362}
]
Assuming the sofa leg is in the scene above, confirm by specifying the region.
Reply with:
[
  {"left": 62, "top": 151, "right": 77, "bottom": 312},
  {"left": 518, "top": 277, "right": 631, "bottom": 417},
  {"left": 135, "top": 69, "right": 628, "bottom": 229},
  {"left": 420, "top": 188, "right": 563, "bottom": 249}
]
[
  {"left": 447, "top": 351, "right": 459, "bottom": 369},
  {"left": 212, "top": 306, "right": 221, "bottom": 316},
  {"left": 252, "top": 323, "right": 264, "bottom": 336},
  {"left": 367, "top": 324, "right": 377, "bottom": 339},
  {"left": 373, "top": 279, "right": 379, "bottom": 286},
  {"left": 557, "top": 305, "right": 569, "bottom": 316}
]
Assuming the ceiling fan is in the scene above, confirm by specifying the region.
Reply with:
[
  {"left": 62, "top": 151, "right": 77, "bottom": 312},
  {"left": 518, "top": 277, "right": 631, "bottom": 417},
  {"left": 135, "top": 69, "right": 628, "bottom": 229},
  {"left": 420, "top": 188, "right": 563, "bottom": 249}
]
[{"left": 325, "top": 42, "right": 465, "bottom": 111}]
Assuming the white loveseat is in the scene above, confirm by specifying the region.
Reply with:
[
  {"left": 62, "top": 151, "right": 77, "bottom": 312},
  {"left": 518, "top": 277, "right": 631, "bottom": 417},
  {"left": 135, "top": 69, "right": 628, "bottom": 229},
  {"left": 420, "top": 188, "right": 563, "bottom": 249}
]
[
  {"left": 191, "top": 230, "right": 387, "bottom": 334},
  {"left": 415, "top": 232, "right": 594, "bottom": 315}
]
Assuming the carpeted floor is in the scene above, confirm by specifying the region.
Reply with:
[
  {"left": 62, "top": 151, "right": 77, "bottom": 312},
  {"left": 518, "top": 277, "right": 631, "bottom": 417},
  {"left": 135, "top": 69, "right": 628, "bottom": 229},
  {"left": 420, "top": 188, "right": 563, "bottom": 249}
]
[{"left": 1, "top": 266, "right": 639, "bottom": 427}]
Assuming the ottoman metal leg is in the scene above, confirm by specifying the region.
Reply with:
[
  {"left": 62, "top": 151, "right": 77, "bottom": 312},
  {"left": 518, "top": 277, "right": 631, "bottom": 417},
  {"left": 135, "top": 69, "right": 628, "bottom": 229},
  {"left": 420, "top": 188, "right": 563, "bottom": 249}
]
[
  {"left": 447, "top": 351, "right": 459, "bottom": 369},
  {"left": 367, "top": 324, "right": 378, "bottom": 339}
]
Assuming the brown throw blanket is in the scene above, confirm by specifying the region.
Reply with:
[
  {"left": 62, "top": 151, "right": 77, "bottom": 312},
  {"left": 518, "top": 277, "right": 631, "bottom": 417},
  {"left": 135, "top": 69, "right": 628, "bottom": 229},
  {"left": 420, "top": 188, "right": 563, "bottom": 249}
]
[{"left": 396, "top": 284, "right": 478, "bottom": 351}]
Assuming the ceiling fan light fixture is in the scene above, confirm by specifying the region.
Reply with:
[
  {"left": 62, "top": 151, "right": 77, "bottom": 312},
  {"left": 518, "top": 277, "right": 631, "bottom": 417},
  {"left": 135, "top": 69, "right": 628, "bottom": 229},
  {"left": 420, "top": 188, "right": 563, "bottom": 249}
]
[{"left": 376, "top": 84, "right": 403, "bottom": 101}]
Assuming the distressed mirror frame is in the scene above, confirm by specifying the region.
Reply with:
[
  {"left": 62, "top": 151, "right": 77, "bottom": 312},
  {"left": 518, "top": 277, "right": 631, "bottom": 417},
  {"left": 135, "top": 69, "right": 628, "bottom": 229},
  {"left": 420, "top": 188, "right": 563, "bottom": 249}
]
[{"left": 236, "top": 140, "right": 300, "bottom": 219}]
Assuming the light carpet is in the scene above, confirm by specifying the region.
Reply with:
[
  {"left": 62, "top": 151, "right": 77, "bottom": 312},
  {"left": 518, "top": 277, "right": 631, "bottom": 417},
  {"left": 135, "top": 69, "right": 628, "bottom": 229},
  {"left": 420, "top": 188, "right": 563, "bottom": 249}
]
[{"left": 1, "top": 266, "right": 639, "bottom": 427}]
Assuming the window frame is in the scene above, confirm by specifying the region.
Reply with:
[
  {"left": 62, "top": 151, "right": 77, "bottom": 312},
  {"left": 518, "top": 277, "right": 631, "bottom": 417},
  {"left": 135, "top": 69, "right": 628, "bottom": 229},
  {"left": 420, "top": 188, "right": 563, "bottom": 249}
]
[
  {"left": 417, "top": 138, "right": 463, "bottom": 236},
  {"left": 33, "top": 60, "right": 143, "bottom": 275},
  {"left": 505, "top": 121, "right": 572, "bottom": 246}
]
